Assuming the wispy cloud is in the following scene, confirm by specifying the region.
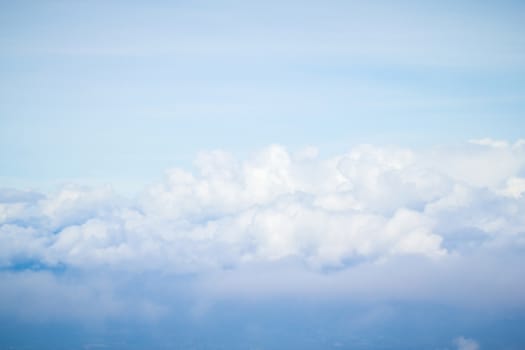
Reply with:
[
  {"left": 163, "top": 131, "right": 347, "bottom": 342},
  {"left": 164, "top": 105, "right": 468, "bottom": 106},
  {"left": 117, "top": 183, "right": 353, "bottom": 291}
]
[{"left": 454, "top": 336, "right": 480, "bottom": 350}]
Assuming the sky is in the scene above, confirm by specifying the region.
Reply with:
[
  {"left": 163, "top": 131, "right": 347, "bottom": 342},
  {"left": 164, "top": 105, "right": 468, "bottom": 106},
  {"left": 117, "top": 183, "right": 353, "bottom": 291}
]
[{"left": 1, "top": 0, "right": 525, "bottom": 349}]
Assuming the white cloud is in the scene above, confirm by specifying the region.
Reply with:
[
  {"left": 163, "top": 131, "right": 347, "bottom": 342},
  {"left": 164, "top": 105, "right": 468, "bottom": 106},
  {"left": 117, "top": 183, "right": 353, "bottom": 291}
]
[
  {"left": 427, "top": 140, "right": 525, "bottom": 188},
  {"left": 0, "top": 140, "right": 524, "bottom": 307},
  {"left": 39, "top": 184, "right": 121, "bottom": 230},
  {"left": 469, "top": 138, "right": 510, "bottom": 149},
  {"left": 454, "top": 336, "right": 480, "bottom": 350},
  {"left": 500, "top": 177, "right": 525, "bottom": 198}
]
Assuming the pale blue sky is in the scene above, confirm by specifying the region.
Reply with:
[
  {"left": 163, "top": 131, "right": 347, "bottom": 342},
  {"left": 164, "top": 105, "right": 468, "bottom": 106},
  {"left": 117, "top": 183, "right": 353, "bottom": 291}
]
[{"left": 1, "top": 0, "right": 524, "bottom": 191}]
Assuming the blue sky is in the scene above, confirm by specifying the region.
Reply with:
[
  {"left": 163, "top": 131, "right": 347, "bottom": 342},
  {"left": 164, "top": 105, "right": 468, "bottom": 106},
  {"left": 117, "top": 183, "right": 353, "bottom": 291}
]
[
  {"left": 1, "top": 0, "right": 525, "bottom": 192},
  {"left": 1, "top": 1, "right": 525, "bottom": 349}
]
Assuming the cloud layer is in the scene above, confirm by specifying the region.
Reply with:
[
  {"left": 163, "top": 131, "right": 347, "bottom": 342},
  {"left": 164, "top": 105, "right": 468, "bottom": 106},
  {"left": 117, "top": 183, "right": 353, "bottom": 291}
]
[{"left": 1, "top": 139, "right": 525, "bottom": 315}]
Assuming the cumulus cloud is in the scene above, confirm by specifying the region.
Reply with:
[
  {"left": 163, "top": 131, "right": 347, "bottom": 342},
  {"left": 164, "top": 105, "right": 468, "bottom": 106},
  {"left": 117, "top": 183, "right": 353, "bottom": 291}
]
[
  {"left": 1, "top": 140, "right": 525, "bottom": 312},
  {"left": 2, "top": 141, "right": 525, "bottom": 268}
]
